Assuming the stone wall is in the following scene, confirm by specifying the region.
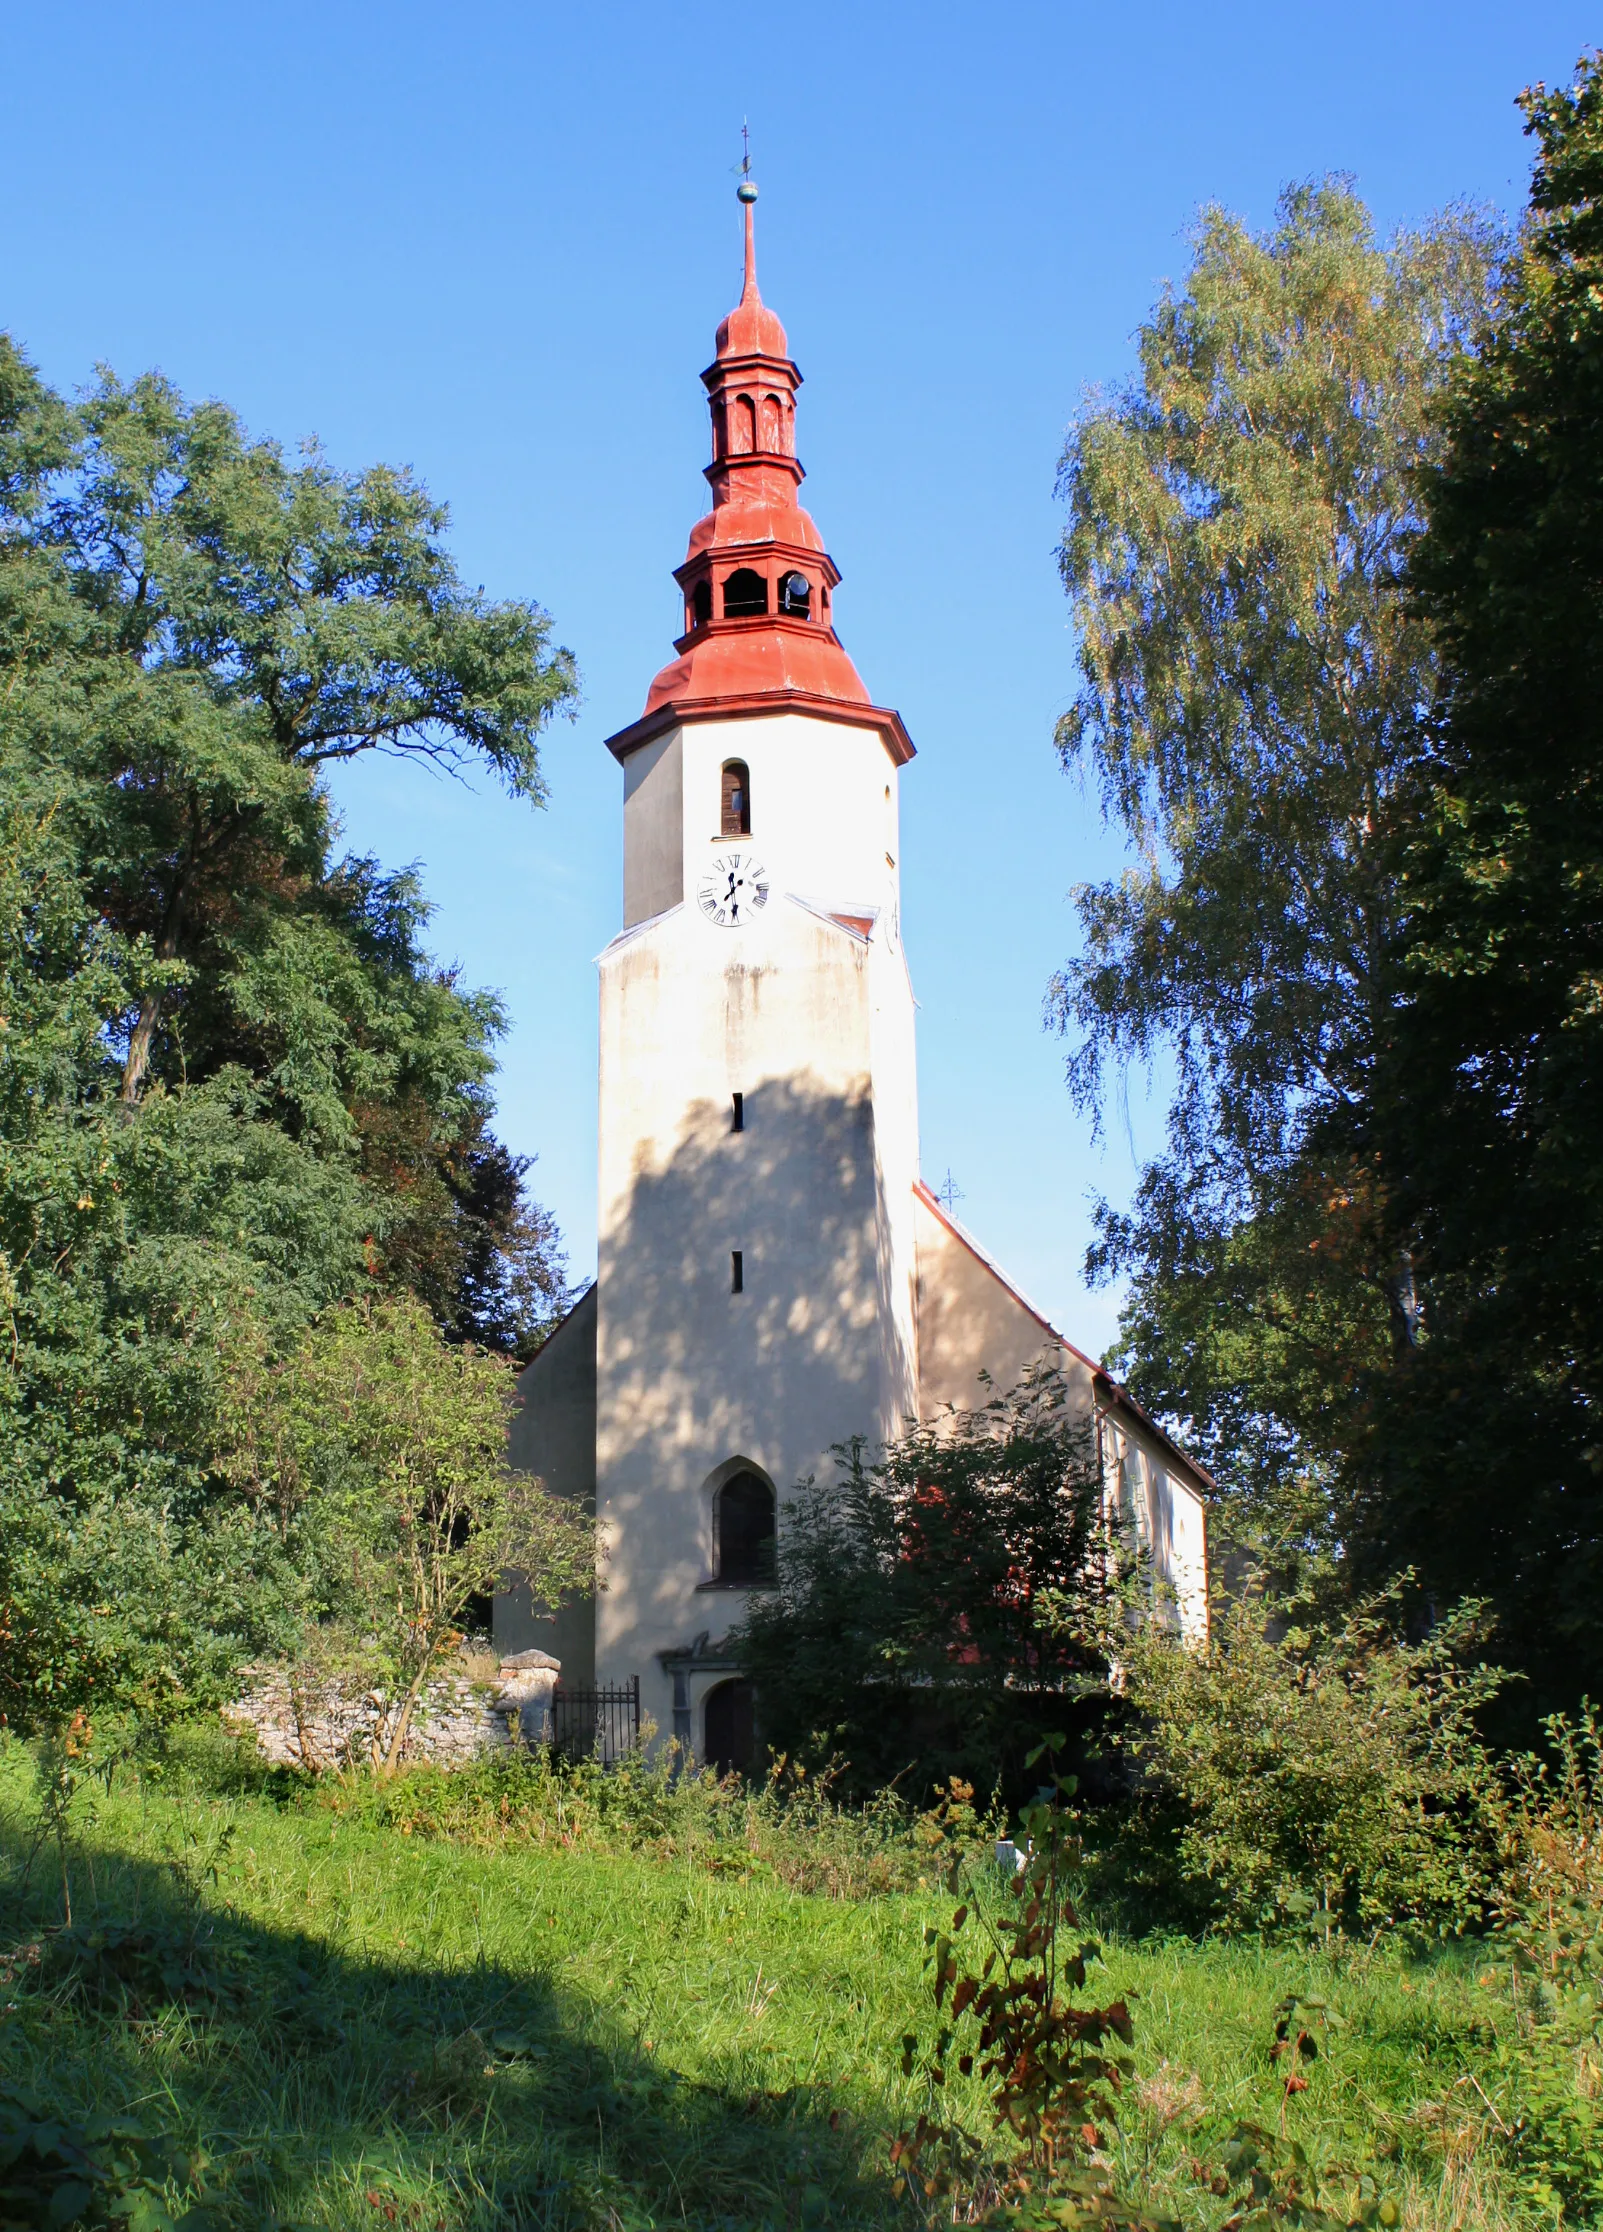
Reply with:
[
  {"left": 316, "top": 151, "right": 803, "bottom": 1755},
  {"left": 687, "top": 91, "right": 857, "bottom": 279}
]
[{"left": 228, "top": 1650, "right": 560, "bottom": 1772}]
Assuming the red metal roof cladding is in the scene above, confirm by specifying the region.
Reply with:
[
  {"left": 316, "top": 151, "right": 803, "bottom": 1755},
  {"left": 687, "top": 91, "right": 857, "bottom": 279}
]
[
  {"left": 714, "top": 194, "right": 790, "bottom": 360},
  {"left": 606, "top": 184, "right": 914, "bottom": 767}
]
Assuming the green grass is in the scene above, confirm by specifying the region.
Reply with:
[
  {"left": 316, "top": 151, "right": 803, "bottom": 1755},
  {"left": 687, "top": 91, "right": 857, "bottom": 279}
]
[{"left": 0, "top": 1740, "right": 1547, "bottom": 2231}]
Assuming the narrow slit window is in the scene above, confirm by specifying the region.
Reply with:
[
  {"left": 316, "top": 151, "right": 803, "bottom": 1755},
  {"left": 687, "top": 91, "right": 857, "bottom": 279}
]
[
  {"left": 692, "top": 578, "right": 712, "bottom": 627},
  {"left": 730, "top": 1250, "right": 744, "bottom": 1294},
  {"left": 731, "top": 1092, "right": 744, "bottom": 1132},
  {"left": 720, "top": 760, "right": 751, "bottom": 836}
]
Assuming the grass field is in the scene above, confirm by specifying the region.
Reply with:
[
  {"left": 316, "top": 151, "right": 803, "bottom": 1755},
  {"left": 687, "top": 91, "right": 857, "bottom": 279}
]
[{"left": 0, "top": 1739, "right": 1547, "bottom": 2231}]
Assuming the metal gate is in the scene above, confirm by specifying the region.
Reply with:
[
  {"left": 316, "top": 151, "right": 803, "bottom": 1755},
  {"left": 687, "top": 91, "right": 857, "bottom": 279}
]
[{"left": 550, "top": 1677, "right": 640, "bottom": 1764}]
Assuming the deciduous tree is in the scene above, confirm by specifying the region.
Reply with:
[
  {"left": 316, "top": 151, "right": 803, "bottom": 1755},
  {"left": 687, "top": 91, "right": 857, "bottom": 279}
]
[
  {"left": 223, "top": 1296, "right": 596, "bottom": 1773},
  {"left": 0, "top": 334, "right": 577, "bottom": 1736},
  {"left": 1353, "top": 59, "right": 1603, "bottom": 1711},
  {"left": 1053, "top": 183, "right": 1503, "bottom": 1556}
]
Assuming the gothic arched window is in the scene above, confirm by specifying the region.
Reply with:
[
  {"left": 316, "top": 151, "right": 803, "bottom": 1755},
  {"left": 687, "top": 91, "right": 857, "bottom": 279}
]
[
  {"left": 721, "top": 760, "right": 751, "bottom": 836},
  {"left": 723, "top": 568, "right": 768, "bottom": 617},
  {"left": 715, "top": 1470, "right": 776, "bottom": 1585}
]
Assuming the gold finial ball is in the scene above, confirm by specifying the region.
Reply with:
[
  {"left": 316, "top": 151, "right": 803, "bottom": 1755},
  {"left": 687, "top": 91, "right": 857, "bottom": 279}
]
[{"left": 737, "top": 179, "right": 758, "bottom": 204}]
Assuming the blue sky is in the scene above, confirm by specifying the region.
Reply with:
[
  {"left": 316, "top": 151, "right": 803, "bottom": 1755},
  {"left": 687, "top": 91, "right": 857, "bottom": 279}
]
[{"left": 2, "top": 1, "right": 1590, "bottom": 1353}]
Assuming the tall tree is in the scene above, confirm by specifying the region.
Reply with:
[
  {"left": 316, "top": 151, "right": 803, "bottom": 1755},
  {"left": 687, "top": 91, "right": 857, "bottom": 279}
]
[
  {"left": 0, "top": 344, "right": 576, "bottom": 1354},
  {"left": 0, "top": 336, "right": 577, "bottom": 1733},
  {"left": 1052, "top": 183, "right": 1504, "bottom": 1556},
  {"left": 1354, "top": 60, "right": 1603, "bottom": 1711}
]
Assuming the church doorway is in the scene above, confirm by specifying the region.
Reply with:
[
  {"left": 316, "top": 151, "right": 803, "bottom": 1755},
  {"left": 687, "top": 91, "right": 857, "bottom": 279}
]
[{"left": 702, "top": 1678, "right": 756, "bottom": 1779}]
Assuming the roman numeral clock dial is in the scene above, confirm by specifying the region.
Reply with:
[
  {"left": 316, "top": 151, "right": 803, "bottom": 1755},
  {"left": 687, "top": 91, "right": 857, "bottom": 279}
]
[{"left": 697, "top": 852, "right": 770, "bottom": 928}]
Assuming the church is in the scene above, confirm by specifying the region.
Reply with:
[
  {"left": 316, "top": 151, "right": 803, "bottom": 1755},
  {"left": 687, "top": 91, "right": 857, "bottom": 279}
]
[{"left": 494, "top": 179, "right": 1209, "bottom": 1770}]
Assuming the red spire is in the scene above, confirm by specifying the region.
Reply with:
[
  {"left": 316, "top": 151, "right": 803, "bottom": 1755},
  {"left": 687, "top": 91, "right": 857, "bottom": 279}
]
[
  {"left": 606, "top": 175, "right": 912, "bottom": 767},
  {"left": 715, "top": 192, "right": 788, "bottom": 359}
]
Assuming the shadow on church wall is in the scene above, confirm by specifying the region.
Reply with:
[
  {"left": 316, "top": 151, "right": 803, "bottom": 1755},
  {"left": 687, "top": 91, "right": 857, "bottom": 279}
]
[{"left": 597, "top": 1067, "right": 904, "bottom": 1662}]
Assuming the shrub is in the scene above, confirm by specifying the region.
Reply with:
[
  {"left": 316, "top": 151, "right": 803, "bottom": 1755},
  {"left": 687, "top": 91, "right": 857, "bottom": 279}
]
[
  {"left": 1084, "top": 1589, "right": 1507, "bottom": 1936},
  {"left": 304, "top": 1741, "right": 952, "bottom": 1900},
  {"left": 1491, "top": 1705, "right": 1603, "bottom": 2221},
  {"left": 891, "top": 1752, "right": 1401, "bottom": 2230},
  {"left": 729, "top": 1370, "right": 1129, "bottom": 1804},
  {"left": 0, "top": 2085, "right": 205, "bottom": 2232},
  {"left": 222, "top": 1296, "right": 596, "bottom": 1774}
]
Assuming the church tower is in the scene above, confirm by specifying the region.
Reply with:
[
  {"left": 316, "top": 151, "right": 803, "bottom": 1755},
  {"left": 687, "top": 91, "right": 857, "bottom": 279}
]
[{"left": 498, "top": 179, "right": 1210, "bottom": 1770}]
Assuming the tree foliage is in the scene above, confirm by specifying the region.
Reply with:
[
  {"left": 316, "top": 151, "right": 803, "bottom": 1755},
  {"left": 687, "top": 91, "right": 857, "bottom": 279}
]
[
  {"left": 0, "top": 333, "right": 577, "bottom": 1737},
  {"left": 1053, "top": 184, "right": 1504, "bottom": 1551},
  {"left": 1085, "top": 1589, "right": 1507, "bottom": 1936},
  {"left": 223, "top": 1296, "right": 596, "bottom": 1773},
  {"left": 729, "top": 1373, "right": 1128, "bottom": 1802},
  {"left": 1349, "top": 58, "right": 1603, "bottom": 1712}
]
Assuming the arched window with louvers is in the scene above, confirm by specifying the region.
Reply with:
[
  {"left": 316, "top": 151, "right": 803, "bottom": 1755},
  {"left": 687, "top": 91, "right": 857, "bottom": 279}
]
[{"left": 721, "top": 760, "right": 751, "bottom": 836}]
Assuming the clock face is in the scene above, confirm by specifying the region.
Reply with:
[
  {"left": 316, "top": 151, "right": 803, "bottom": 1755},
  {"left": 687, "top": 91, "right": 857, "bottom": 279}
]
[{"left": 697, "top": 852, "right": 770, "bottom": 928}]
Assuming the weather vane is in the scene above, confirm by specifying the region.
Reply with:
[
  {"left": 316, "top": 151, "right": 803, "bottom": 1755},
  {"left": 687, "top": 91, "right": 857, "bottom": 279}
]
[{"left": 736, "top": 120, "right": 757, "bottom": 203}]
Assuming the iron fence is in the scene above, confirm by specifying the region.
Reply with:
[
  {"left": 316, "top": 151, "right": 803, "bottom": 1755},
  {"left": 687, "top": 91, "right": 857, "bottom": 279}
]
[{"left": 551, "top": 1677, "right": 640, "bottom": 1764}]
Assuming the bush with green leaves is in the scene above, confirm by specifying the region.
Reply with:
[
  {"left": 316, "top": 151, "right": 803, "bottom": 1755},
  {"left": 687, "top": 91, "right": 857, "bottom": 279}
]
[
  {"left": 728, "top": 1370, "right": 1129, "bottom": 1804},
  {"left": 1083, "top": 1590, "right": 1507, "bottom": 1937},
  {"left": 0, "top": 2086, "right": 207, "bottom": 2232},
  {"left": 222, "top": 1294, "right": 597, "bottom": 1774},
  {"left": 1487, "top": 1705, "right": 1603, "bottom": 2221},
  {"left": 892, "top": 1753, "right": 1402, "bottom": 2231},
  {"left": 305, "top": 1742, "right": 948, "bottom": 1899}
]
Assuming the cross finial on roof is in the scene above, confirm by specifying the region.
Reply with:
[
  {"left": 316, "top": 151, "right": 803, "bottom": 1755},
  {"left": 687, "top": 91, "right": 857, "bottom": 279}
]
[{"left": 935, "top": 1169, "right": 965, "bottom": 1215}]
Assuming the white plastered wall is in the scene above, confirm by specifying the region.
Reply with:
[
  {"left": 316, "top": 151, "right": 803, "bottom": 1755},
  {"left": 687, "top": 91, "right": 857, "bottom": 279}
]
[
  {"left": 913, "top": 1189, "right": 1209, "bottom": 1642},
  {"left": 622, "top": 711, "right": 904, "bottom": 932},
  {"left": 598, "top": 711, "right": 921, "bottom": 1738}
]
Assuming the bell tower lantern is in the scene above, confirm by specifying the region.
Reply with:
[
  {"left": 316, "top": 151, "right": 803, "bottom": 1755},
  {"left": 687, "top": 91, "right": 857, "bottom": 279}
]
[{"left": 605, "top": 177, "right": 912, "bottom": 780}]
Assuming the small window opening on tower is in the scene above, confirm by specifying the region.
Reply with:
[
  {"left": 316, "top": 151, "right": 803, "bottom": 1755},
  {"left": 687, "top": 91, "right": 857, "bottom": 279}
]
[
  {"left": 715, "top": 1471, "right": 776, "bottom": 1585},
  {"left": 720, "top": 759, "right": 751, "bottom": 836},
  {"left": 731, "top": 1091, "right": 745, "bottom": 1132},
  {"left": 723, "top": 568, "right": 768, "bottom": 617},
  {"left": 778, "top": 570, "right": 811, "bottom": 618},
  {"left": 730, "top": 1250, "right": 744, "bottom": 1293},
  {"left": 692, "top": 579, "right": 712, "bottom": 627}
]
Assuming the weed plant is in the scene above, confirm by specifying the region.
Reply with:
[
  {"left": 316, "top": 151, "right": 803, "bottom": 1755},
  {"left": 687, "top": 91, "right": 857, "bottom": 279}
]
[{"left": 301, "top": 1742, "right": 938, "bottom": 1901}]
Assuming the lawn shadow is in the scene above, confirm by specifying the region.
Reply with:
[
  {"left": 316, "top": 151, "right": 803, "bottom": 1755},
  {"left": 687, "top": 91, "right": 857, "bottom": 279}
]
[{"left": 0, "top": 1815, "right": 905, "bottom": 2232}]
